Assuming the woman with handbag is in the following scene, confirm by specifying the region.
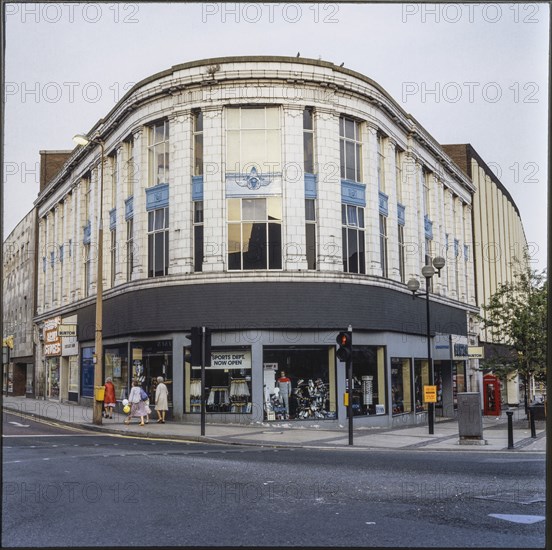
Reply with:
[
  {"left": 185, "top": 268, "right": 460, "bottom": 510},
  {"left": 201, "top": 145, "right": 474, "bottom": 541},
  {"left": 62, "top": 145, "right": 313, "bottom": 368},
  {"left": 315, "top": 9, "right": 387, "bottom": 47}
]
[{"left": 124, "top": 379, "right": 148, "bottom": 426}]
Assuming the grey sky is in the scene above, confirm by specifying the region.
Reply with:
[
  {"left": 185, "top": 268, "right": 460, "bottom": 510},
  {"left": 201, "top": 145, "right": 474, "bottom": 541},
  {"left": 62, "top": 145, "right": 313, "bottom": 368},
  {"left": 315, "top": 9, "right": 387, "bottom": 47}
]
[{"left": 4, "top": 2, "right": 549, "bottom": 269}]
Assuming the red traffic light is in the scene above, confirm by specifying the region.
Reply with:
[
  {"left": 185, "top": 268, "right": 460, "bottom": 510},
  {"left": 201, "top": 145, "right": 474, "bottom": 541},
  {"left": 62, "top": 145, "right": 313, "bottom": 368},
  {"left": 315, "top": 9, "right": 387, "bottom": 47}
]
[{"left": 336, "top": 331, "right": 352, "bottom": 362}]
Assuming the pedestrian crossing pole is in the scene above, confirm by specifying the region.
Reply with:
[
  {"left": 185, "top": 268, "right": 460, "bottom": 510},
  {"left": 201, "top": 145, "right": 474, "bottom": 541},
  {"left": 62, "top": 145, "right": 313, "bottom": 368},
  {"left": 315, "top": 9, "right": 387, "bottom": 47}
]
[
  {"left": 337, "top": 325, "right": 353, "bottom": 446},
  {"left": 200, "top": 326, "right": 206, "bottom": 437}
]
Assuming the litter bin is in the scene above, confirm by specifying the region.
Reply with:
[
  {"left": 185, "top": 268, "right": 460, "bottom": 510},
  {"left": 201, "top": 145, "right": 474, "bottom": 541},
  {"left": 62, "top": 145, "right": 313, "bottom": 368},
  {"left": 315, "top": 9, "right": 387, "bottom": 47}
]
[
  {"left": 532, "top": 403, "right": 546, "bottom": 420},
  {"left": 95, "top": 386, "right": 105, "bottom": 401},
  {"left": 458, "top": 392, "right": 485, "bottom": 445}
]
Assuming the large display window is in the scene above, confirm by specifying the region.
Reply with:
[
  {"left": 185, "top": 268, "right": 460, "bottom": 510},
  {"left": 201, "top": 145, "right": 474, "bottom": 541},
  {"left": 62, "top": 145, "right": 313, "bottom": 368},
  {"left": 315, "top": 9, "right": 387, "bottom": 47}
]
[
  {"left": 414, "top": 359, "right": 430, "bottom": 412},
  {"left": 184, "top": 348, "right": 252, "bottom": 414},
  {"left": 391, "top": 358, "right": 412, "bottom": 415},
  {"left": 130, "top": 340, "right": 172, "bottom": 407},
  {"left": 104, "top": 344, "right": 129, "bottom": 401},
  {"left": 262, "top": 347, "right": 336, "bottom": 421},
  {"left": 351, "top": 346, "right": 386, "bottom": 416}
]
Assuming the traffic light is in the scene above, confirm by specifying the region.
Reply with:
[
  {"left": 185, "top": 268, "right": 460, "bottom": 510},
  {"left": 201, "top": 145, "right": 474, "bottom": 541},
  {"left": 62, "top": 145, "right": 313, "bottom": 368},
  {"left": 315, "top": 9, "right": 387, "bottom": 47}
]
[
  {"left": 336, "top": 331, "right": 352, "bottom": 362},
  {"left": 185, "top": 326, "right": 202, "bottom": 366},
  {"left": 184, "top": 326, "right": 212, "bottom": 366}
]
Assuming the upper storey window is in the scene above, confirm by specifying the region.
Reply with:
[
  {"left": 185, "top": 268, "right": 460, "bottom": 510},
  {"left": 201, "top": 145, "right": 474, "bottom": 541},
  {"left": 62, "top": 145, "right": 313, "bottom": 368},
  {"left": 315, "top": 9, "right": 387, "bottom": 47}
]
[
  {"left": 377, "top": 133, "right": 386, "bottom": 193},
  {"left": 226, "top": 107, "right": 281, "bottom": 173},
  {"left": 303, "top": 108, "right": 314, "bottom": 174},
  {"left": 339, "top": 116, "right": 362, "bottom": 182},
  {"left": 125, "top": 137, "right": 135, "bottom": 197},
  {"left": 193, "top": 110, "right": 203, "bottom": 176},
  {"left": 148, "top": 120, "right": 169, "bottom": 187},
  {"left": 422, "top": 168, "right": 431, "bottom": 217}
]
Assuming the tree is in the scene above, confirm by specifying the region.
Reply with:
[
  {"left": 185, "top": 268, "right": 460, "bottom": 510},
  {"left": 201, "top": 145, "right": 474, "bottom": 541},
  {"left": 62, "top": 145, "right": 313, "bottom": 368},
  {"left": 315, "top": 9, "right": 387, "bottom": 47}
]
[{"left": 479, "top": 256, "right": 547, "bottom": 408}]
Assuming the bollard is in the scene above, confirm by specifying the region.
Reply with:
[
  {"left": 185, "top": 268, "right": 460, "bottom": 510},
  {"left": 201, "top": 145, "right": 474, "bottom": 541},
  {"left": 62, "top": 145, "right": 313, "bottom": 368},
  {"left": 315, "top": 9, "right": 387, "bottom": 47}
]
[
  {"left": 529, "top": 406, "right": 537, "bottom": 438},
  {"left": 506, "top": 410, "right": 514, "bottom": 449}
]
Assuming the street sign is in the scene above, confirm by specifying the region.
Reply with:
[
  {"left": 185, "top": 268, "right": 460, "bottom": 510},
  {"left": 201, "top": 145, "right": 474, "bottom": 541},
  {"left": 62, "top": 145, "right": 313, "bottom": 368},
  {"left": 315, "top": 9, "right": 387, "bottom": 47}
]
[{"left": 423, "top": 385, "right": 437, "bottom": 403}]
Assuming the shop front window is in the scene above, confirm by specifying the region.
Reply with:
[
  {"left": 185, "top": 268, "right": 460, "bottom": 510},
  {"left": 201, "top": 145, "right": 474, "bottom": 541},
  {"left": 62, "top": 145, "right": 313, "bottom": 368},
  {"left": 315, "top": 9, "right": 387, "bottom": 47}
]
[
  {"left": 184, "top": 348, "right": 252, "bottom": 414},
  {"left": 46, "top": 358, "right": 60, "bottom": 399},
  {"left": 351, "top": 346, "right": 386, "bottom": 416},
  {"left": 414, "top": 359, "right": 430, "bottom": 412},
  {"left": 104, "top": 344, "right": 129, "bottom": 402},
  {"left": 263, "top": 347, "right": 336, "bottom": 421},
  {"left": 391, "top": 358, "right": 412, "bottom": 415},
  {"left": 81, "top": 346, "right": 94, "bottom": 398},
  {"left": 68, "top": 356, "right": 79, "bottom": 395},
  {"left": 130, "top": 340, "right": 172, "bottom": 406},
  {"left": 453, "top": 361, "right": 466, "bottom": 408}
]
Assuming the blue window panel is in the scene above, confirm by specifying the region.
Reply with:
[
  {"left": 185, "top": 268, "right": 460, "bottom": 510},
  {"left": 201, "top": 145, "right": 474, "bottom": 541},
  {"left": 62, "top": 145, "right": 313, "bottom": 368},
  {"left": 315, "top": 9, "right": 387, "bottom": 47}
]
[
  {"left": 146, "top": 183, "right": 169, "bottom": 212},
  {"left": 454, "top": 239, "right": 459, "bottom": 257},
  {"left": 125, "top": 196, "right": 134, "bottom": 220},
  {"left": 192, "top": 176, "right": 204, "bottom": 201},
  {"left": 464, "top": 244, "right": 469, "bottom": 261},
  {"left": 83, "top": 220, "right": 91, "bottom": 244},
  {"left": 109, "top": 208, "right": 117, "bottom": 230},
  {"left": 50, "top": 251, "right": 55, "bottom": 267},
  {"left": 341, "top": 179, "right": 366, "bottom": 207},
  {"left": 397, "top": 203, "right": 406, "bottom": 226},
  {"left": 424, "top": 215, "right": 433, "bottom": 240},
  {"left": 378, "top": 191, "right": 388, "bottom": 217},
  {"left": 59, "top": 245, "right": 64, "bottom": 263},
  {"left": 304, "top": 173, "right": 317, "bottom": 199}
]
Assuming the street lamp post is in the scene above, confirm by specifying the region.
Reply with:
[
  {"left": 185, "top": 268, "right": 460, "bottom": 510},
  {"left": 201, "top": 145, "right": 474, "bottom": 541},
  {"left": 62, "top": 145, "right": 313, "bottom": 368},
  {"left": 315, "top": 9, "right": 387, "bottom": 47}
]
[
  {"left": 74, "top": 133, "right": 104, "bottom": 426},
  {"left": 407, "top": 256, "right": 446, "bottom": 435}
]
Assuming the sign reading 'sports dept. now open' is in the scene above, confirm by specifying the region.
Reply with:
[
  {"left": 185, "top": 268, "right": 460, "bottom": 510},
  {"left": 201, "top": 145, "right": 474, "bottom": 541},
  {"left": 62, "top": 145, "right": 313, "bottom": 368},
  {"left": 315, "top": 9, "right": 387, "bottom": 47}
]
[{"left": 206, "top": 351, "right": 252, "bottom": 369}]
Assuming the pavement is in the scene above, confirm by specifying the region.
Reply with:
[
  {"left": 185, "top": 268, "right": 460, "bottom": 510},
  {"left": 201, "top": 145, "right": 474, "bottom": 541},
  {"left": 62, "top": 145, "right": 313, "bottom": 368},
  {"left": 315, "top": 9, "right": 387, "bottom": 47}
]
[{"left": 2, "top": 395, "right": 546, "bottom": 452}]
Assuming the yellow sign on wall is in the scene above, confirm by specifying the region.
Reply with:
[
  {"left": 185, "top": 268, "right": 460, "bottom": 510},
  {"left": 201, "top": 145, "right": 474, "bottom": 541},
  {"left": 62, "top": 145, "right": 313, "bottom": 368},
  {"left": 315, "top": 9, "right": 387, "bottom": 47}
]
[{"left": 423, "top": 385, "right": 437, "bottom": 403}]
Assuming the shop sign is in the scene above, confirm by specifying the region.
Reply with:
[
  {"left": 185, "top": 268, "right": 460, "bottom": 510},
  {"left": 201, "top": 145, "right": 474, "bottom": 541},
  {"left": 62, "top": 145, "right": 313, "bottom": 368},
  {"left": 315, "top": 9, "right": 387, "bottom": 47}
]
[
  {"left": 44, "top": 316, "right": 61, "bottom": 331},
  {"left": 61, "top": 337, "right": 78, "bottom": 357},
  {"left": 423, "top": 385, "right": 437, "bottom": 403},
  {"left": 59, "top": 324, "right": 77, "bottom": 337},
  {"left": 44, "top": 317, "right": 61, "bottom": 357},
  {"left": 44, "top": 329, "right": 61, "bottom": 356},
  {"left": 453, "top": 343, "right": 469, "bottom": 360},
  {"left": 210, "top": 351, "right": 252, "bottom": 369},
  {"left": 467, "top": 346, "right": 484, "bottom": 359}
]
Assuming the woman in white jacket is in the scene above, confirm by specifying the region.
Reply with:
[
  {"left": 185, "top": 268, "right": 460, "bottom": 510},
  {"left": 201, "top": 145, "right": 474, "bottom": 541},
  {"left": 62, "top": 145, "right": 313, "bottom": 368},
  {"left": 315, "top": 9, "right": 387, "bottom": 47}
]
[{"left": 155, "top": 376, "right": 169, "bottom": 423}]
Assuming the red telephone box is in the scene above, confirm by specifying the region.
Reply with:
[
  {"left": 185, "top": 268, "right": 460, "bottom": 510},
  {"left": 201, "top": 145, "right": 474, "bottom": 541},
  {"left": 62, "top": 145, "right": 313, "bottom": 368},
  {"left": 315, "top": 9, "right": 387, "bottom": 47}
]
[{"left": 483, "top": 374, "right": 501, "bottom": 416}]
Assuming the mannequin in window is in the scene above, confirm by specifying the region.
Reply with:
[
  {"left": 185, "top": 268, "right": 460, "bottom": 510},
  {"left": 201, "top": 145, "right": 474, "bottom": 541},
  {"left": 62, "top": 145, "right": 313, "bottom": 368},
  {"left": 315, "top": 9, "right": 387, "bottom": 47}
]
[{"left": 277, "top": 371, "right": 292, "bottom": 419}]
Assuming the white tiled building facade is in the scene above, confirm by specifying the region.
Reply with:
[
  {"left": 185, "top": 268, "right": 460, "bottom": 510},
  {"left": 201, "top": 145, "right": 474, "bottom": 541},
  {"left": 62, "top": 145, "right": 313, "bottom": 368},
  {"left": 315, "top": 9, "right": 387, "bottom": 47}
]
[{"left": 33, "top": 56, "right": 485, "bottom": 425}]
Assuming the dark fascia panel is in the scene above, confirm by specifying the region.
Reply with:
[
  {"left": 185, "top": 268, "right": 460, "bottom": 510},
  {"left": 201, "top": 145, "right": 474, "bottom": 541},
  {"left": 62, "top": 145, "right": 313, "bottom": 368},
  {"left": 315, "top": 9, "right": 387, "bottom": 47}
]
[{"left": 76, "top": 282, "right": 468, "bottom": 342}]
